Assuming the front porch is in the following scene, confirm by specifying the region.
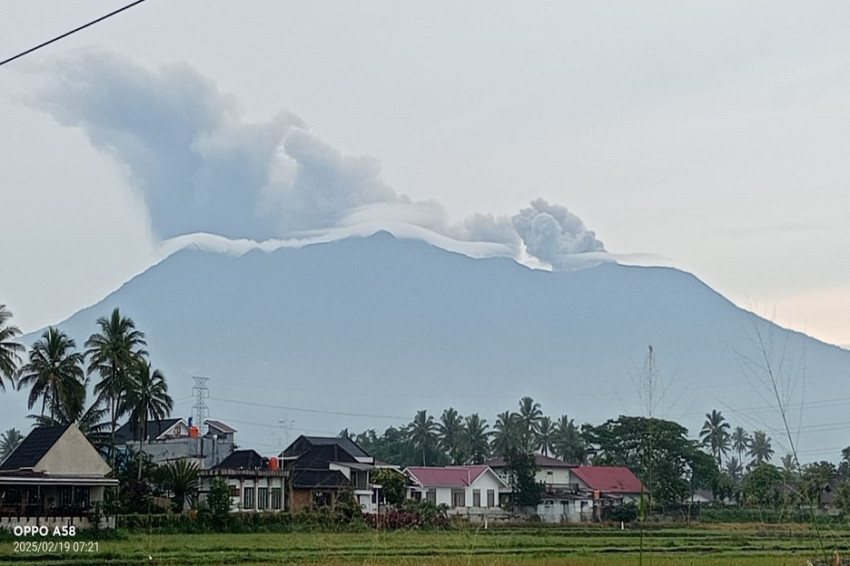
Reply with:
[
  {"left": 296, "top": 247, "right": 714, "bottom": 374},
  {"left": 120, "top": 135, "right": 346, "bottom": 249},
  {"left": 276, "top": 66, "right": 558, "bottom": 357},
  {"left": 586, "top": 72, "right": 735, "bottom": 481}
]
[{"left": 0, "top": 474, "right": 117, "bottom": 530}]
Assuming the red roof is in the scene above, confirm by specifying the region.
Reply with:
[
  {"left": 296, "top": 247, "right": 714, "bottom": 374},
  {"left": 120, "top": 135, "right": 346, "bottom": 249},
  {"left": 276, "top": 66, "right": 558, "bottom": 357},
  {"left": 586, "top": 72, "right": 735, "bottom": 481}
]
[
  {"left": 405, "top": 466, "right": 491, "bottom": 488},
  {"left": 571, "top": 466, "right": 644, "bottom": 493}
]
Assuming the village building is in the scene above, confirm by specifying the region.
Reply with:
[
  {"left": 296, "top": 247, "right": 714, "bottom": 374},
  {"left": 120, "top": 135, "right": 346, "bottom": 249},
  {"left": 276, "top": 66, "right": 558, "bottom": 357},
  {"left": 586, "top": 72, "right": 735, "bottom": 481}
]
[
  {"left": 281, "top": 436, "right": 378, "bottom": 513},
  {"left": 113, "top": 417, "right": 236, "bottom": 469},
  {"left": 483, "top": 455, "right": 644, "bottom": 523},
  {"left": 404, "top": 465, "right": 507, "bottom": 520},
  {"left": 198, "top": 449, "right": 287, "bottom": 513},
  {"left": 0, "top": 424, "right": 117, "bottom": 530}
]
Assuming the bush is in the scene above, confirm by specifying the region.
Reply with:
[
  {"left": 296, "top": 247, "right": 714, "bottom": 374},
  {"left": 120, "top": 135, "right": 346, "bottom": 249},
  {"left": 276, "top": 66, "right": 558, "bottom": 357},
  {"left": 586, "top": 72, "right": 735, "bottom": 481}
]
[{"left": 609, "top": 502, "right": 639, "bottom": 523}]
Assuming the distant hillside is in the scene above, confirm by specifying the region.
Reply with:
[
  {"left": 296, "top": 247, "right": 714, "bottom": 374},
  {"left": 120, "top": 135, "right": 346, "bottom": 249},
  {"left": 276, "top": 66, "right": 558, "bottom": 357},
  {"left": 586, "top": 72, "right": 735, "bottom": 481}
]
[{"left": 6, "top": 232, "right": 849, "bottom": 460}]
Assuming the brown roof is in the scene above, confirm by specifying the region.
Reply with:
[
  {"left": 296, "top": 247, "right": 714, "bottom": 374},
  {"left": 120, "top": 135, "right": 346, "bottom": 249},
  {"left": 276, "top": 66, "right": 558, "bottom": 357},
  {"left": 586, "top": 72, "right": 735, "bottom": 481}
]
[{"left": 483, "top": 454, "right": 577, "bottom": 468}]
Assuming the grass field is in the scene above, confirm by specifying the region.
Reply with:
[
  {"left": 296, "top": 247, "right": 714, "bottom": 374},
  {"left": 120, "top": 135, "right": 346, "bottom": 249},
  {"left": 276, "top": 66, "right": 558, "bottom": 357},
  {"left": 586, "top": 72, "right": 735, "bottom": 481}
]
[{"left": 3, "top": 524, "right": 849, "bottom": 565}]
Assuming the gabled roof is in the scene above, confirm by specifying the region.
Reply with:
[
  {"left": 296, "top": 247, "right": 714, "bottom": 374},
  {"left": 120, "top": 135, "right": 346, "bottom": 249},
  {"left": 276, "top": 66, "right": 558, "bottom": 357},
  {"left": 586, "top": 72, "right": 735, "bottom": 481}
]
[
  {"left": 214, "top": 449, "right": 266, "bottom": 470},
  {"left": 205, "top": 419, "right": 236, "bottom": 434},
  {"left": 406, "top": 466, "right": 502, "bottom": 488},
  {"left": 483, "top": 454, "right": 577, "bottom": 469},
  {"left": 0, "top": 425, "right": 69, "bottom": 471},
  {"left": 571, "top": 466, "right": 644, "bottom": 493},
  {"left": 298, "top": 436, "right": 370, "bottom": 459},
  {"left": 114, "top": 418, "right": 184, "bottom": 444}
]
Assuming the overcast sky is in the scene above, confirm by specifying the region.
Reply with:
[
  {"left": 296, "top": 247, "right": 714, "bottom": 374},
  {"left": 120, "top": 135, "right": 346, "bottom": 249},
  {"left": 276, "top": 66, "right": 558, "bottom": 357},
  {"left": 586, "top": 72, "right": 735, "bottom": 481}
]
[{"left": 2, "top": 1, "right": 850, "bottom": 349}]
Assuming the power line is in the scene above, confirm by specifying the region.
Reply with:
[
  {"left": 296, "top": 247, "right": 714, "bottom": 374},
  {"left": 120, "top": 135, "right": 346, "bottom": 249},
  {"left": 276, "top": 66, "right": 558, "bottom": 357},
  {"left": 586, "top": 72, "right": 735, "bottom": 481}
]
[
  {"left": 208, "top": 396, "right": 409, "bottom": 421},
  {"left": 0, "top": 0, "right": 149, "bottom": 68}
]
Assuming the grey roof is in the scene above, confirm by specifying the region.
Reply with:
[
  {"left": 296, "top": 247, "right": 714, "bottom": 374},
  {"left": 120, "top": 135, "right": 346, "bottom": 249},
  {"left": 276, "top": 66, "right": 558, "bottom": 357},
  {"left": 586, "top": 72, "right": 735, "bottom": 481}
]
[
  {"left": 214, "top": 449, "right": 267, "bottom": 470},
  {"left": 205, "top": 419, "right": 236, "bottom": 434},
  {"left": 301, "top": 436, "right": 370, "bottom": 459},
  {"left": 0, "top": 425, "right": 69, "bottom": 471},
  {"left": 114, "top": 418, "right": 182, "bottom": 444}
]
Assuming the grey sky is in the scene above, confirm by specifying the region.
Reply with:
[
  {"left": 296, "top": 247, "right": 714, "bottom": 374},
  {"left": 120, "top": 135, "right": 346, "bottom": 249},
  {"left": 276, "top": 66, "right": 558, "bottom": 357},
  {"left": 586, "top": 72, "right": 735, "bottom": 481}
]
[{"left": 2, "top": 2, "right": 850, "bottom": 347}]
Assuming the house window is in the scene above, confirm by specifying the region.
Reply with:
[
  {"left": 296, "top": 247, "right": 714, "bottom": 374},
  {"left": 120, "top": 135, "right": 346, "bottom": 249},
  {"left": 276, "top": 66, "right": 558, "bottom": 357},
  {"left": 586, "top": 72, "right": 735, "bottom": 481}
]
[
  {"left": 243, "top": 487, "right": 255, "bottom": 510},
  {"left": 257, "top": 488, "right": 268, "bottom": 510},
  {"left": 487, "top": 489, "right": 495, "bottom": 508},
  {"left": 451, "top": 490, "right": 466, "bottom": 508},
  {"left": 426, "top": 489, "right": 436, "bottom": 503},
  {"left": 271, "top": 488, "right": 282, "bottom": 510},
  {"left": 472, "top": 489, "right": 481, "bottom": 507}
]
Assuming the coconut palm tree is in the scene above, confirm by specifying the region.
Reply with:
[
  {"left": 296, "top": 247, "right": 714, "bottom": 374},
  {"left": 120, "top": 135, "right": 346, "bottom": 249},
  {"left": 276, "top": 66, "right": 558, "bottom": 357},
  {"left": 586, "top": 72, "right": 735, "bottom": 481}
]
[
  {"left": 407, "top": 410, "right": 438, "bottom": 466},
  {"left": 0, "top": 304, "right": 24, "bottom": 391},
  {"left": 725, "top": 456, "right": 743, "bottom": 482},
  {"left": 122, "top": 359, "right": 173, "bottom": 444},
  {"left": 747, "top": 430, "right": 774, "bottom": 466},
  {"left": 462, "top": 413, "right": 490, "bottom": 464},
  {"left": 0, "top": 428, "right": 24, "bottom": 461},
  {"left": 699, "top": 409, "right": 731, "bottom": 465},
  {"left": 517, "top": 397, "right": 542, "bottom": 452},
  {"left": 553, "top": 415, "right": 586, "bottom": 464},
  {"left": 731, "top": 426, "right": 750, "bottom": 461},
  {"left": 437, "top": 407, "right": 464, "bottom": 464},
  {"left": 492, "top": 410, "right": 521, "bottom": 457},
  {"left": 17, "top": 327, "right": 86, "bottom": 420},
  {"left": 534, "top": 416, "right": 555, "bottom": 457},
  {"left": 85, "top": 308, "right": 147, "bottom": 456}
]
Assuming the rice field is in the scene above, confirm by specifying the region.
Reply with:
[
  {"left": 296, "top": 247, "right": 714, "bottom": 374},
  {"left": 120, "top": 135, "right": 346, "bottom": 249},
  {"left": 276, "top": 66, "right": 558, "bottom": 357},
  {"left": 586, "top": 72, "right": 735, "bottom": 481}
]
[{"left": 3, "top": 524, "right": 849, "bottom": 565}]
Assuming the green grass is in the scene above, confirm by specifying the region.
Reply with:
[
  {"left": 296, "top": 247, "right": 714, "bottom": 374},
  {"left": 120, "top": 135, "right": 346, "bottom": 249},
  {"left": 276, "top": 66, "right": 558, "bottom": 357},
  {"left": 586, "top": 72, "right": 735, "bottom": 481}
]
[{"left": 2, "top": 524, "right": 849, "bottom": 565}]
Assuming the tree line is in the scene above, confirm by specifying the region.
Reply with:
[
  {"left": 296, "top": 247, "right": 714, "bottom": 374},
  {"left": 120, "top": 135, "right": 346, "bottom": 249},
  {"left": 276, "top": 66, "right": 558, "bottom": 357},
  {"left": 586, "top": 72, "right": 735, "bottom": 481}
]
[{"left": 0, "top": 303, "right": 173, "bottom": 462}]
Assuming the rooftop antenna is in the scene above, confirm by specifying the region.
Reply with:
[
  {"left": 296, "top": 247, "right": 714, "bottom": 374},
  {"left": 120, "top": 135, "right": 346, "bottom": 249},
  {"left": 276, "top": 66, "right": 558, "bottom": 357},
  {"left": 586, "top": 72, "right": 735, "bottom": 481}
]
[{"left": 192, "top": 376, "right": 210, "bottom": 430}]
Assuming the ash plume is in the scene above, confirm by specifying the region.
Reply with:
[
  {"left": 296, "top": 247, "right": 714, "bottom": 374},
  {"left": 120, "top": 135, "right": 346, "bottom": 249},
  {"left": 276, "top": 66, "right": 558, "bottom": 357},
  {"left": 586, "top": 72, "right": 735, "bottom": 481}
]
[{"left": 29, "top": 50, "right": 610, "bottom": 270}]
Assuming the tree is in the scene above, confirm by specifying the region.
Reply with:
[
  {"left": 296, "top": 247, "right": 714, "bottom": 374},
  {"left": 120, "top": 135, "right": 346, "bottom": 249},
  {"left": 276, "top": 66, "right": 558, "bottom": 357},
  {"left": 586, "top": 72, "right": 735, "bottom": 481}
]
[
  {"left": 534, "top": 416, "right": 555, "bottom": 457},
  {"left": 699, "top": 409, "right": 730, "bottom": 465},
  {"left": 16, "top": 327, "right": 86, "bottom": 421},
  {"left": 583, "top": 415, "right": 720, "bottom": 506},
  {"left": 492, "top": 410, "right": 520, "bottom": 458},
  {"left": 725, "top": 456, "right": 743, "bottom": 482},
  {"left": 553, "top": 415, "right": 586, "bottom": 464},
  {"left": 122, "top": 359, "right": 173, "bottom": 444},
  {"left": 407, "top": 410, "right": 439, "bottom": 466},
  {"left": 799, "top": 461, "right": 836, "bottom": 506},
  {"left": 206, "top": 477, "right": 231, "bottom": 517},
  {"left": 0, "top": 304, "right": 24, "bottom": 391},
  {"left": 0, "top": 428, "right": 24, "bottom": 461},
  {"left": 741, "top": 463, "right": 782, "bottom": 507},
  {"left": 747, "top": 430, "right": 774, "bottom": 467},
  {"left": 838, "top": 446, "right": 850, "bottom": 479},
  {"left": 162, "top": 459, "right": 200, "bottom": 512},
  {"left": 505, "top": 448, "right": 543, "bottom": 510},
  {"left": 85, "top": 308, "right": 147, "bottom": 457},
  {"left": 437, "top": 407, "right": 464, "bottom": 464},
  {"left": 517, "top": 397, "right": 542, "bottom": 452},
  {"left": 731, "top": 426, "right": 750, "bottom": 461},
  {"left": 371, "top": 468, "right": 406, "bottom": 507},
  {"left": 461, "top": 413, "right": 490, "bottom": 464}
]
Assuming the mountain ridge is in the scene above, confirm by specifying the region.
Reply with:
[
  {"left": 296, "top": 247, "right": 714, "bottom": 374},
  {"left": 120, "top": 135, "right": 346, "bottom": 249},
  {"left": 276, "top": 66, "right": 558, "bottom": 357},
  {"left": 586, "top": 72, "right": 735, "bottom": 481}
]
[{"left": 6, "top": 232, "right": 849, "bottom": 460}]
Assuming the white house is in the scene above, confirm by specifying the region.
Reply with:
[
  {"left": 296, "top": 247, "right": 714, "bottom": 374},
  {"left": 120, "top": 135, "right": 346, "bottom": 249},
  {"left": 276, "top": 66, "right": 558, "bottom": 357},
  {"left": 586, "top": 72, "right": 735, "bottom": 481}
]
[
  {"left": 483, "top": 456, "right": 645, "bottom": 523},
  {"left": 198, "top": 449, "right": 287, "bottom": 513},
  {"left": 404, "top": 466, "right": 507, "bottom": 519}
]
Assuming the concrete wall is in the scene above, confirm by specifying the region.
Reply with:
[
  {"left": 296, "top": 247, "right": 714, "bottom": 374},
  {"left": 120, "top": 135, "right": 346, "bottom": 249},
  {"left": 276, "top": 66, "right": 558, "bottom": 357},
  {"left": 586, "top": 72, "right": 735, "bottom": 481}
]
[{"left": 131, "top": 437, "right": 235, "bottom": 469}]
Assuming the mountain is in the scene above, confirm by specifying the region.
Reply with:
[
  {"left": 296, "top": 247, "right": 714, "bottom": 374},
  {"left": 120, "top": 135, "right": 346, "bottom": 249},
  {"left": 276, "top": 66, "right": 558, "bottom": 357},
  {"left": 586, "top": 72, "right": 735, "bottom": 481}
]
[{"left": 6, "top": 232, "right": 849, "bottom": 460}]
